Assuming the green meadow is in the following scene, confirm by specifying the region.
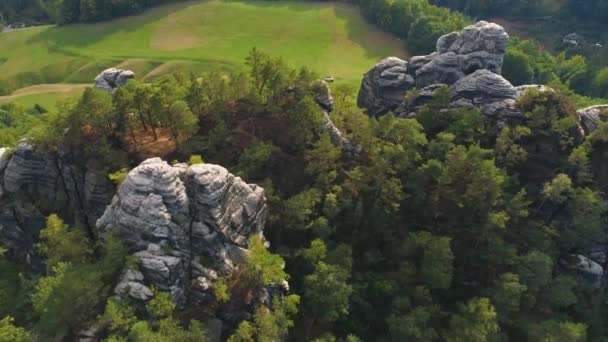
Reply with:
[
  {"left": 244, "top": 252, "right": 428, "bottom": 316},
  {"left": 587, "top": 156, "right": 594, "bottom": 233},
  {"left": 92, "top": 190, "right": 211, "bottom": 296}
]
[{"left": 0, "top": 0, "right": 409, "bottom": 106}]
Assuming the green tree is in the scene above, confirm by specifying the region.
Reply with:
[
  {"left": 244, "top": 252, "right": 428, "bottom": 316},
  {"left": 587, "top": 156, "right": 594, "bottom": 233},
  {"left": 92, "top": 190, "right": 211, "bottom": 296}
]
[
  {"left": 446, "top": 297, "right": 499, "bottom": 342},
  {"left": 543, "top": 275, "right": 578, "bottom": 309},
  {"left": 491, "top": 273, "right": 527, "bottom": 315},
  {"left": 99, "top": 297, "right": 137, "bottom": 335},
  {"left": 167, "top": 100, "right": 198, "bottom": 146},
  {"left": 517, "top": 251, "right": 553, "bottom": 293},
  {"left": 593, "top": 66, "right": 608, "bottom": 98},
  {"left": 304, "top": 261, "right": 353, "bottom": 323},
  {"left": 0, "top": 316, "right": 30, "bottom": 342},
  {"left": 37, "top": 214, "right": 92, "bottom": 268},
  {"left": 529, "top": 320, "right": 587, "bottom": 342},
  {"left": 245, "top": 235, "right": 288, "bottom": 286},
  {"left": 402, "top": 232, "right": 454, "bottom": 290},
  {"left": 503, "top": 49, "right": 535, "bottom": 85}
]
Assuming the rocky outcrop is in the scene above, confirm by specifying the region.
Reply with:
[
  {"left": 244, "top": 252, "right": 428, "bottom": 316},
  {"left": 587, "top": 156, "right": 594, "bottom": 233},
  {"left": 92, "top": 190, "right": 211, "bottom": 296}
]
[
  {"left": 3, "top": 142, "right": 62, "bottom": 204},
  {"left": 312, "top": 80, "right": 362, "bottom": 156},
  {"left": 419, "top": 21, "right": 508, "bottom": 86},
  {"left": 448, "top": 69, "right": 522, "bottom": 119},
  {"left": 563, "top": 254, "right": 605, "bottom": 289},
  {"left": 313, "top": 80, "right": 335, "bottom": 112},
  {"left": 94, "top": 68, "right": 135, "bottom": 93},
  {"left": 357, "top": 21, "right": 524, "bottom": 121},
  {"left": 577, "top": 105, "right": 608, "bottom": 135},
  {"left": 0, "top": 142, "right": 115, "bottom": 267},
  {"left": 97, "top": 158, "right": 271, "bottom": 307},
  {"left": 357, "top": 57, "right": 414, "bottom": 117},
  {"left": 357, "top": 21, "right": 608, "bottom": 130}
]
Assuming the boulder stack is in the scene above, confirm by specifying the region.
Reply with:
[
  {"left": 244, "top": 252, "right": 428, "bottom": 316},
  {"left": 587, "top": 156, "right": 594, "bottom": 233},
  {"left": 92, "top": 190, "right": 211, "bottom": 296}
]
[
  {"left": 94, "top": 68, "right": 135, "bottom": 93},
  {"left": 97, "top": 158, "right": 270, "bottom": 305},
  {"left": 357, "top": 21, "right": 524, "bottom": 120}
]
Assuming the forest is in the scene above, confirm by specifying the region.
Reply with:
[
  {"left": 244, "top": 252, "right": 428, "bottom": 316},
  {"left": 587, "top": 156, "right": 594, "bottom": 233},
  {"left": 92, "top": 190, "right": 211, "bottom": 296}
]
[
  {"left": 1, "top": 0, "right": 608, "bottom": 341},
  {"left": 1, "top": 45, "right": 608, "bottom": 341}
]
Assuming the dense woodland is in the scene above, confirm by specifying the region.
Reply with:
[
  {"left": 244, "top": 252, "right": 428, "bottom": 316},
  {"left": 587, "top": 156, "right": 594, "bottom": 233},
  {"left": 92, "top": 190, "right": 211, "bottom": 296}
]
[
  {"left": 2, "top": 0, "right": 608, "bottom": 341},
  {"left": 430, "top": 0, "right": 608, "bottom": 23},
  {"left": 0, "top": 0, "right": 174, "bottom": 24},
  {"left": 1, "top": 47, "right": 608, "bottom": 341}
]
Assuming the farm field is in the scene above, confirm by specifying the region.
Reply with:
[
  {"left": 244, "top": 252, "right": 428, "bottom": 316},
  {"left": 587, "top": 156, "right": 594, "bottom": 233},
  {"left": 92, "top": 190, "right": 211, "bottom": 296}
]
[{"left": 0, "top": 0, "right": 410, "bottom": 107}]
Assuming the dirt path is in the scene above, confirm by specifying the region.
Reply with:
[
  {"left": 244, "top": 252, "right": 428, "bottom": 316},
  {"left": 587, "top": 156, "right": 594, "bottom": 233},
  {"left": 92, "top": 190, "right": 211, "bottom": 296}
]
[{"left": 0, "top": 83, "right": 90, "bottom": 102}]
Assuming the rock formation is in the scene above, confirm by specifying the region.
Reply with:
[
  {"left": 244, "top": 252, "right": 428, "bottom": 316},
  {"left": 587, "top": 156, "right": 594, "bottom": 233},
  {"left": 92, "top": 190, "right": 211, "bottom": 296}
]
[
  {"left": 0, "top": 141, "right": 114, "bottom": 269},
  {"left": 563, "top": 254, "right": 605, "bottom": 289},
  {"left": 0, "top": 147, "right": 283, "bottom": 336},
  {"left": 357, "top": 21, "right": 525, "bottom": 121},
  {"left": 357, "top": 20, "right": 608, "bottom": 136},
  {"left": 97, "top": 158, "right": 272, "bottom": 312},
  {"left": 313, "top": 80, "right": 362, "bottom": 156},
  {"left": 577, "top": 105, "right": 608, "bottom": 135},
  {"left": 94, "top": 68, "right": 135, "bottom": 93},
  {"left": 357, "top": 57, "right": 413, "bottom": 117}
]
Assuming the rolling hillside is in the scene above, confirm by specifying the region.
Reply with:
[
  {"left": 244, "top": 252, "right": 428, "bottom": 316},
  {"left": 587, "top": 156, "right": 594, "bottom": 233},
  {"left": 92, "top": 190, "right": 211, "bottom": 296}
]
[{"left": 0, "top": 0, "right": 410, "bottom": 105}]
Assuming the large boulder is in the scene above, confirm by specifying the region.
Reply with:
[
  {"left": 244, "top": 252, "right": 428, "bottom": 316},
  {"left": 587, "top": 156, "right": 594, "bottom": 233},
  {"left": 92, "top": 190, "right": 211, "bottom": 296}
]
[
  {"left": 448, "top": 69, "right": 521, "bottom": 119},
  {"left": 357, "top": 21, "right": 510, "bottom": 117},
  {"left": 577, "top": 105, "right": 608, "bottom": 135},
  {"left": 565, "top": 255, "right": 605, "bottom": 289},
  {"left": 357, "top": 57, "right": 414, "bottom": 117},
  {"left": 94, "top": 68, "right": 135, "bottom": 93}
]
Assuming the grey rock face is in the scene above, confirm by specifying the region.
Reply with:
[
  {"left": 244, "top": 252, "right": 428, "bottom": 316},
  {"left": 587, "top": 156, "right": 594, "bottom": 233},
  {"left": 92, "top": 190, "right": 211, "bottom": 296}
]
[
  {"left": 94, "top": 68, "right": 135, "bottom": 93},
  {"left": 0, "top": 142, "right": 114, "bottom": 268},
  {"left": 321, "top": 111, "right": 362, "bottom": 157},
  {"left": 569, "top": 254, "right": 604, "bottom": 289},
  {"left": 357, "top": 57, "right": 414, "bottom": 117},
  {"left": 187, "top": 163, "right": 266, "bottom": 247},
  {"left": 3, "top": 141, "right": 61, "bottom": 204},
  {"left": 357, "top": 21, "right": 606, "bottom": 128},
  {"left": 449, "top": 69, "right": 521, "bottom": 118},
  {"left": 97, "top": 158, "right": 271, "bottom": 307},
  {"left": 313, "top": 80, "right": 335, "bottom": 112},
  {"left": 115, "top": 269, "right": 153, "bottom": 301},
  {"left": 0, "top": 147, "right": 9, "bottom": 197},
  {"left": 0, "top": 148, "right": 9, "bottom": 174},
  {"left": 0, "top": 198, "right": 46, "bottom": 272},
  {"left": 577, "top": 105, "right": 608, "bottom": 135},
  {"left": 414, "top": 52, "right": 465, "bottom": 89},
  {"left": 310, "top": 79, "right": 362, "bottom": 156},
  {"left": 97, "top": 158, "right": 190, "bottom": 250}
]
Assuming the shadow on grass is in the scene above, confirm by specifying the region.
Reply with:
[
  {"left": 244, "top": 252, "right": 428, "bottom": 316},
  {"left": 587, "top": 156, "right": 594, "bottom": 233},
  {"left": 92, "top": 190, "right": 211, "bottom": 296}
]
[
  {"left": 332, "top": 2, "right": 411, "bottom": 60},
  {"left": 225, "top": 0, "right": 325, "bottom": 12},
  {"left": 26, "top": 0, "right": 198, "bottom": 49},
  {"left": 232, "top": 0, "right": 410, "bottom": 60}
]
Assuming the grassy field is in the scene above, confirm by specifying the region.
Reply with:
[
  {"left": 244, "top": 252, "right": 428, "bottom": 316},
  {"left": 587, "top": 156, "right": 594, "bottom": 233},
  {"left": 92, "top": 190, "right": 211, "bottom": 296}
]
[
  {"left": 0, "top": 84, "right": 89, "bottom": 110},
  {"left": 0, "top": 0, "right": 409, "bottom": 107}
]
